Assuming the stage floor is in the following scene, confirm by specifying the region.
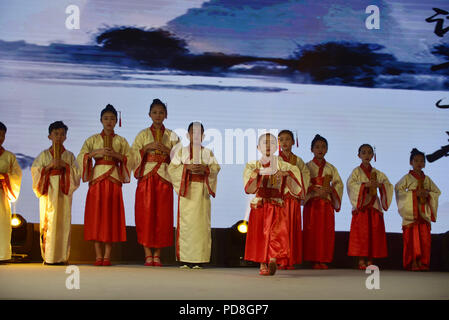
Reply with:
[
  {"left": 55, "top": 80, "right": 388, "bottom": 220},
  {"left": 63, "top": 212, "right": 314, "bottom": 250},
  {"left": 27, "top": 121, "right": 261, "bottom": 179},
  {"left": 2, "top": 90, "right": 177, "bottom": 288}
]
[{"left": 0, "top": 263, "right": 448, "bottom": 300}]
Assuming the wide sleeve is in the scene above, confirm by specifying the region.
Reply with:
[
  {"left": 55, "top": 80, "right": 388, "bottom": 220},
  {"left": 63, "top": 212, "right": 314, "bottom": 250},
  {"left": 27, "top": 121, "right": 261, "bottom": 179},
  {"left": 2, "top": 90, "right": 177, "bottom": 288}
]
[
  {"left": 117, "top": 137, "right": 134, "bottom": 184},
  {"left": 131, "top": 130, "right": 147, "bottom": 179},
  {"left": 395, "top": 175, "right": 415, "bottom": 221},
  {"left": 427, "top": 177, "right": 441, "bottom": 222},
  {"left": 65, "top": 151, "right": 81, "bottom": 196},
  {"left": 377, "top": 170, "right": 393, "bottom": 211},
  {"left": 296, "top": 157, "right": 310, "bottom": 198},
  {"left": 167, "top": 148, "right": 186, "bottom": 196},
  {"left": 1, "top": 153, "right": 22, "bottom": 202},
  {"left": 281, "top": 161, "right": 303, "bottom": 198},
  {"left": 243, "top": 161, "right": 262, "bottom": 195},
  {"left": 76, "top": 138, "right": 94, "bottom": 183},
  {"left": 346, "top": 168, "right": 366, "bottom": 210},
  {"left": 204, "top": 150, "right": 220, "bottom": 198},
  {"left": 330, "top": 166, "right": 344, "bottom": 212},
  {"left": 31, "top": 151, "right": 49, "bottom": 198}
]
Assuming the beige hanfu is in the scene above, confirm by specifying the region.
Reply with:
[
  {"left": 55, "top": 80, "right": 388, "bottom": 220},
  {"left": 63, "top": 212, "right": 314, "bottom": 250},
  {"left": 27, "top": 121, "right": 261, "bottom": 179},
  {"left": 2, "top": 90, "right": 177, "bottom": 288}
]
[
  {"left": 31, "top": 146, "right": 80, "bottom": 263},
  {"left": 168, "top": 145, "right": 220, "bottom": 263},
  {"left": 0, "top": 148, "right": 22, "bottom": 261}
]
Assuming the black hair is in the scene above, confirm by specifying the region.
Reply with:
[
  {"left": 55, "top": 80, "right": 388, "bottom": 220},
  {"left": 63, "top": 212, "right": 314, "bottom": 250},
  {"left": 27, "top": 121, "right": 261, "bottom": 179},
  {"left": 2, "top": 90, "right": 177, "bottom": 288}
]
[
  {"left": 311, "top": 134, "right": 328, "bottom": 150},
  {"left": 258, "top": 132, "right": 277, "bottom": 145},
  {"left": 149, "top": 99, "right": 167, "bottom": 115},
  {"left": 358, "top": 144, "right": 374, "bottom": 154},
  {"left": 48, "top": 121, "right": 68, "bottom": 134},
  {"left": 100, "top": 104, "right": 117, "bottom": 119},
  {"left": 188, "top": 121, "right": 204, "bottom": 133},
  {"left": 410, "top": 148, "right": 425, "bottom": 163},
  {"left": 278, "top": 130, "right": 294, "bottom": 141},
  {"left": 0, "top": 121, "right": 6, "bottom": 133}
]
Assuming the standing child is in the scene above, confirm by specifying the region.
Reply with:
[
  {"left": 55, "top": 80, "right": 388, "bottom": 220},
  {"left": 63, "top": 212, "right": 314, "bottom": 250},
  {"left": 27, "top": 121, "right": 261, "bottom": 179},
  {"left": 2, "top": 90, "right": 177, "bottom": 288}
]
[
  {"left": 346, "top": 144, "right": 393, "bottom": 269},
  {"left": 395, "top": 148, "right": 441, "bottom": 271},
  {"left": 303, "top": 134, "right": 343, "bottom": 269},
  {"left": 0, "top": 122, "right": 22, "bottom": 262},
  {"left": 244, "top": 133, "right": 303, "bottom": 275},
  {"left": 132, "top": 99, "right": 180, "bottom": 266},
  {"left": 31, "top": 121, "right": 81, "bottom": 264},
  {"left": 278, "top": 130, "right": 309, "bottom": 269},
  {"left": 77, "top": 104, "right": 134, "bottom": 266},
  {"left": 168, "top": 122, "right": 220, "bottom": 269}
]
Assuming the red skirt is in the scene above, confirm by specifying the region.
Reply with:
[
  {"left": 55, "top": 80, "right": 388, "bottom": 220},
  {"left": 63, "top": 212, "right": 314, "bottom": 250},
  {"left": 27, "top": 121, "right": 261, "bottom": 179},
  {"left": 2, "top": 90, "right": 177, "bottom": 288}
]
[
  {"left": 402, "top": 219, "right": 431, "bottom": 270},
  {"left": 348, "top": 207, "right": 388, "bottom": 258},
  {"left": 279, "top": 197, "right": 302, "bottom": 266},
  {"left": 303, "top": 198, "right": 335, "bottom": 263},
  {"left": 244, "top": 202, "right": 289, "bottom": 265},
  {"left": 84, "top": 179, "right": 126, "bottom": 243},
  {"left": 135, "top": 174, "right": 174, "bottom": 248}
]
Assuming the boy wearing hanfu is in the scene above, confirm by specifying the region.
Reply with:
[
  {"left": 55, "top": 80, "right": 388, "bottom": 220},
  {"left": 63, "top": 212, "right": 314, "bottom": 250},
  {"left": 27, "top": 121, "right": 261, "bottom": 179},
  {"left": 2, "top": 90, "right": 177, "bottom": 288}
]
[
  {"left": 0, "top": 122, "right": 22, "bottom": 262},
  {"left": 77, "top": 104, "right": 135, "bottom": 266},
  {"left": 278, "top": 130, "right": 309, "bottom": 269},
  {"left": 243, "top": 133, "right": 303, "bottom": 276},
  {"left": 31, "top": 121, "right": 80, "bottom": 264},
  {"left": 168, "top": 122, "right": 220, "bottom": 269},
  {"left": 395, "top": 148, "right": 441, "bottom": 271},
  {"left": 347, "top": 144, "right": 393, "bottom": 269}
]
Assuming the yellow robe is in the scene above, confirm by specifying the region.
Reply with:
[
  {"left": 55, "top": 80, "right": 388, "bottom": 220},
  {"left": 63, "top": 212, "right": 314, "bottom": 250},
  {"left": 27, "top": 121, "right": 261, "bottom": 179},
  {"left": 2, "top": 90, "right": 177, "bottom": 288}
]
[
  {"left": 76, "top": 133, "right": 134, "bottom": 185},
  {"left": 131, "top": 126, "right": 180, "bottom": 181},
  {"left": 0, "top": 149, "right": 22, "bottom": 261},
  {"left": 31, "top": 148, "right": 80, "bottom": 263},
  {"left": 168, "top": 146, "right": 220, "bottom": 263},
  {"left": 395, "top": 172, "right": 441, "bottom": 226},
  {"left": 346, "top": 166, "right": 393, "bottom": 214},
  {"left": 305, "top": 159, "right": 343, "bottom": 211},
  {"left": 280, "top": 153, "right": 310, "bottom": 201}
]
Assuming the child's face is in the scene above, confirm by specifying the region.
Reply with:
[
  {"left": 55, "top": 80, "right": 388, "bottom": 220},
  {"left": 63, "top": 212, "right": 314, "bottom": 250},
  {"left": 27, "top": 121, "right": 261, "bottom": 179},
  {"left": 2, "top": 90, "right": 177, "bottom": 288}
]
[
  {"left": 0, "top": 130, "right": 5, "bottom": 147},
  {"left": 410, "top": 155, "right": 425, "bottom": 171},
  {"left": 188, "top": 124, "right": 204, "bottom": 145},
  {"left": 312, "top": 140, "right": 327, "bottom": 159},
  {"left": 48, "top": 128, "right": 67, "bottom": 145},
  {"left": 149, "top": 105, "right": 167, "bottom": 126},
  {"left": 278, "top": 133, "right": 294, "bottom": 153},
  {"left": 101, "top": 112, "right": 117, "bottom": 131},
  {"left": 358, "top": 146, "right": 373, "bottom": 164},
  {"left": 258, "top": 134, "right": 277, "bottom": 157}
]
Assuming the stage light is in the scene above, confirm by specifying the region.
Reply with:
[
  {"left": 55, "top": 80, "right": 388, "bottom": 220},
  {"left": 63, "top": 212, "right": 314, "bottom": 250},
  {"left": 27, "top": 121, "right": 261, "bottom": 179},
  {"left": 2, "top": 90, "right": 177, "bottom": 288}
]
[
  {"left": 237, "top": 221, "right": 248, "bottom": 234},
  {"left": 10, "top": 213, "right": 33, "bottom": 262}
]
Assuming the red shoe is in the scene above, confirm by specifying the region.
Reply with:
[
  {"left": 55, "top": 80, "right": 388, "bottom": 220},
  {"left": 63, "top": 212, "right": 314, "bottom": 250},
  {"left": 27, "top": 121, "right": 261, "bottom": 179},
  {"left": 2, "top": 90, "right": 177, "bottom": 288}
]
[
  {"left": 102, "top": 258, "right": 112, "bottom": 266},
  {"left": 259, "top": 267, "right": 269, "bottom": 276},
  {"left": 144, "top": 256, "right": 153, "bottom": 266},
  {"left": 278, "top": 265, "right": 286, "bottom": 270},
  {"left": 312, "top": 263, "right": 321, "bottom": 269},
  {"left": 419, "top": 266, "right": 429, "bottom": 272},
  {"left": 320, "top": 263, "right": 328, "bottom": 269},
  {"left": 94, "top": 258, "right": 103, "bottom": 266},
  {"left": 286, "top": 266, "right": 295, "bottom": 270},
  {"left": 152, "top": 256, "right": 162, "bottom": 267}
]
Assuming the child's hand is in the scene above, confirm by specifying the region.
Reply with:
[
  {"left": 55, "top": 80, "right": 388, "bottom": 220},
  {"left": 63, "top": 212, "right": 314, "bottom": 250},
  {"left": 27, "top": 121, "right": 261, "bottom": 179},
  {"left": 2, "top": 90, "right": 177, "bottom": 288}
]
[
  {"left": 259, "top": 167, "right": 277, "bottom": 176},
  {"left": 143, "top": 142, "right": 159, "bottom": 153},
  {"left": 417, "top": 189, "right": 429, "bottom": 198},
  {"left": 190, "top": 164, "right": 207, "bottom": 174},
  {"left": 90, "top": 149, "right": 106, "bottom": 158},
  {"left": 104, "top": 148, "right": 123, "bottom": 161}
]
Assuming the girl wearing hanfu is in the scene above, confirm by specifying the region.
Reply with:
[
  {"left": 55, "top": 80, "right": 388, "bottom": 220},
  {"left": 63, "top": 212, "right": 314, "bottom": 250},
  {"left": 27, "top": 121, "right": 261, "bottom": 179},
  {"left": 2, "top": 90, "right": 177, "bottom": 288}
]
[
  {"left": 346, "top": 144, "right": 393, "bottom": 269},
  {"left": 243, "top": 133, "right": 303, "bottom": 276},
  {"left": 277, "top": 130, "right": 309, "bottom": 269},
  {"left": 132, "top": 99, "right": 180, "bottom": 267},
  {"left": 168, "top": 122, "right": 220, "bottom": 269},
  {"left": 31, "top": 121, "right": 80, "bottom": 264},
  {"left": 303, "top": 134, "right": 343, "bottom": 270},
  {"left": 395, "top": 148, "right": 441, "bottom": 271},
  {"left": 0, "top": 122, "right": 22, "bottom": 261},
  {"left": 77, "top": 104, "right": 134, "bottom": 266}
]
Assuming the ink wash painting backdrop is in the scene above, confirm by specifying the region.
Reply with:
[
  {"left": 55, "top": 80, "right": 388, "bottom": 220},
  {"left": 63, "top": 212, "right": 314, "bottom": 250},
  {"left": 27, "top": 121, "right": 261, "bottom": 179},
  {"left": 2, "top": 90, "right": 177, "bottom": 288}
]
[{"left": 0, "top": 0, "right": 448, "bottom": 233}]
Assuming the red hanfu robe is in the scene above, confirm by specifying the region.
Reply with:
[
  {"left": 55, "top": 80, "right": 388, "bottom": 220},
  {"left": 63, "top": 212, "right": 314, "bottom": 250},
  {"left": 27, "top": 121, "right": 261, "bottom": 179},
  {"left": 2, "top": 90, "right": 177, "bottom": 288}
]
[
  {"left": 243, "top": 157, "right": 303, "bottom": 265},
  {"left": 303, "top": 158, "right": 343, "bottom": 264},
  {"left": 278, "top": 151, "right": 309, "bottom": 267},
  {"left": 132, "top": 124, "right": 180, "bottom": 248},
  {"left": 347, "top": 164, "right": 393, "bottom": 259},
  {"left": 77, "top": 130, "right": 133, "bottom": 243},
  {"left": 395, "top": 171, "right": 440, "bottom": 270}
]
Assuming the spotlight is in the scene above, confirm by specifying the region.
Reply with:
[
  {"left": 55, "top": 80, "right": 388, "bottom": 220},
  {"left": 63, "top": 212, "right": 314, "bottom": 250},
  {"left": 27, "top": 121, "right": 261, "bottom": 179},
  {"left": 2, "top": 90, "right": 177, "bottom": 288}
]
[
  {"left": 10, "top": 213, "right": 32, "bottom": 262},
  {"left": 237, "top": 221, "right": 248, "bottom": 234}
]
